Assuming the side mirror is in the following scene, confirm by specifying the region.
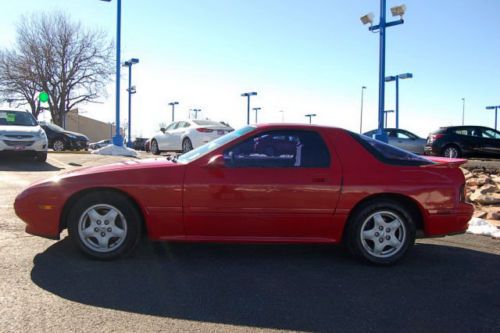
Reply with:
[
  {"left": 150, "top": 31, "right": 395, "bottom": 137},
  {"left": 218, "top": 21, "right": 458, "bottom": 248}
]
[
  {"left": 207, "top": 154, "right": 225, "bottom": 168},
  {"left": 160, "top": 128, "right": 166, "bottom": 133}
]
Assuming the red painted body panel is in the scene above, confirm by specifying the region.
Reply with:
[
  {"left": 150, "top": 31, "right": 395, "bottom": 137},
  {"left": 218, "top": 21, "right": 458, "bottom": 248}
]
[{"left": 14, "top": 124, "right": 474, "bottom": 244}]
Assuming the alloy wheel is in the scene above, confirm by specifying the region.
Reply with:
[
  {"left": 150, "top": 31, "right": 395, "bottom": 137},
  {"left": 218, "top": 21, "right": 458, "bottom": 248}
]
[
  {"left": 53, "top": 140, "right": 65, "bottom": 151},
  {"left": 360, "top": 210, "right": 406, "bottom": 259}
]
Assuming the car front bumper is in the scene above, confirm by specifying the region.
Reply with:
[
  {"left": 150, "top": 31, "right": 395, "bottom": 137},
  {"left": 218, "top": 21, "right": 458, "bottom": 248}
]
[{"left": 0, "top": 137, "right": 48, "bottom": 153}]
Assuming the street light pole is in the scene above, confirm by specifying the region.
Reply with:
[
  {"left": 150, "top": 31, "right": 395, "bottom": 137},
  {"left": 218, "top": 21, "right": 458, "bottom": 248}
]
[
  {"left": 253, "top": 107, "right": 261, "bottom": 123},
  {"left": 384, "top": 110, "right": 394, "bottom": 128},
  {"left": 123, "top": 58, "right": 139, "bottom": 148},
  {"left": 305, "top": 114, "right": 317, "bottom": 124},
  {"left": 168, "top": 101, "right": 179, "bottom": 122},
  {"left": 241, "top": 92, "right": 257, "bottom": 124},
  {"left": 191, "top": 108, "right": 201, "bottom": 119},
  {"left": 385, "top": 73, "right": 412, "bottom": 129},
  {"left": 361, "top": 2, "right": 406, "bottom": 142},
  {"left": 360, "top": 86, "right": 366, "bottom": 133},
  {"left": 486, "top": 105, "right": 500, "bottom": 131},
  {"left": 462, "top": 98, "right": 465, "bottom": 125},
  {"left": 100, "top": 0, "right": 124, "bottom": 146}
]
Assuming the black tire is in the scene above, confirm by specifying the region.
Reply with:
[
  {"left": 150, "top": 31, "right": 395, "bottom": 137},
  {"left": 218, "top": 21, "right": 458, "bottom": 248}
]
[
  {"left": 34, "top": 152, "right": 47, "bottom": 162},
  {"left": 151, "top": 139, "right": 160, "bottom": 155},
  {"left": 346, "top": 199, "right": 416, "bottom": 265},
  {"left": 441, "top": 145, "right": 461, "bottom": 158},
  {"left": 53, "top": 139, "right": 65, "bottom": 152},
  {"left": 182, "top": 138, "right": 193, "bottom": 153},
  {"left": 67, "top": 191, "right": 142, "bottom": 260}
]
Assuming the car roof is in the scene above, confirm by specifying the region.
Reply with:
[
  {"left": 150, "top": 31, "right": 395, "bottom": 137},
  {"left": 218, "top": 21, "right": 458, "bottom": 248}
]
[{"left": 255, "top": 123, "right": 342, "bottom": 131}]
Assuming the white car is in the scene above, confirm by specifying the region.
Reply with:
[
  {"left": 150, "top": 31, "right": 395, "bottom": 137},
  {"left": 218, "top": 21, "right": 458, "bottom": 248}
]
[
  {"left": 151, "top": 120, "right": 233, "bottom": 154},
  {"left": 89, "top": 139, "right": 111, "bottom": 150},
  {"left": 0, "top": 109, "right": 48, "bottom": 162}
]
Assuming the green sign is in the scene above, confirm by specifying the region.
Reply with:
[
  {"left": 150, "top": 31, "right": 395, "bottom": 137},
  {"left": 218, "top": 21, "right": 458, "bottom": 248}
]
[
  {"left": 6, "top": 113, "right": 15, "bottom": 122},
  {"left": 39, "top": 91, "right": 49, "bottom": 103}
]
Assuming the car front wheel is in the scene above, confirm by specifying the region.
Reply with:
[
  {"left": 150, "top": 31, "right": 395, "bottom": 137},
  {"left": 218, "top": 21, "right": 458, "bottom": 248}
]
[
  {"left": 67, "top": 192, "right": 141, "bottom": 260},
  {"left": 53, "top": 139, "right": 65, "bottom": 152},
  {"left": 151, "top": 140, "right": 160, "bottom": 155},
  {"left": 346, "top": 199, "right": 416, "bottom": 265}
]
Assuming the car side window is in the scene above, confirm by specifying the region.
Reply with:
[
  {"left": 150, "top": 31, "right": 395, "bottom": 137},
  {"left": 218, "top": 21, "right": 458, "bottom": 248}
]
[
  {"left": 223, "top": 130, "right": 330, "bottom": 168},
  {"left": 165, "top": 122, "right": 177, "bottom": 131},
  {"left": 395, "top": 131, "right": 411, "bottom": 139},
  {"left": 482, "top": 129, "right": 500, "bottom": 139}
]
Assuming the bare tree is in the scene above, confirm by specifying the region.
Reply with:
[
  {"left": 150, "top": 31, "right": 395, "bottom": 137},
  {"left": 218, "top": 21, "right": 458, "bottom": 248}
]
[{"left": 0, "top": 12, "right": 114, "bottom": 125}]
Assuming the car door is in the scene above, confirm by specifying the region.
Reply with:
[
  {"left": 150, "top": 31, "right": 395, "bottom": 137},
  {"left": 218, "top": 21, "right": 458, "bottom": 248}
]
[
  {"left": 182, "top": 129, "right": 342, "bottom": 240},
  {"left": 157, "top": 122, "right": 177, "bottom": 151},
  {"left": 479, "top": 128, "right": 500, "bottom": 156},
  {"left": 169, "top": 121, "right": 189, "bottom": 150}
]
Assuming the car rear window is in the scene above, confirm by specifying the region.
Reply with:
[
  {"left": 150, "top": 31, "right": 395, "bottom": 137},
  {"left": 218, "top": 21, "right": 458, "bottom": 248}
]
[
  {"left": 193, "top": 120, "right": 223, "bottom": 126},
  {"left": 350, "top": 132, "right": 433, "bottom": 166}
]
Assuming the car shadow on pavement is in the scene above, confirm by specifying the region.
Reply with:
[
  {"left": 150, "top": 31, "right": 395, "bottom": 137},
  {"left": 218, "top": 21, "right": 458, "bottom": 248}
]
[
  {"left": 31, "top": 238, "right": 500, "bottom": 332},
  {"left": 0, "top": 158, "right": 61, "bottom": 172}
]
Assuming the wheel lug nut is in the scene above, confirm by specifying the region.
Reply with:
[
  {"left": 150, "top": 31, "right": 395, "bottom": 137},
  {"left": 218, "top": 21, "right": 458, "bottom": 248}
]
[
  {"left": 97, "top": 220, "right": 101, "bottom": 225},
  {"left": 94, "top": 228, "right": 99, "bottom": 232},
  {"left": 386, "top": 228, "right": 391, "bottom": 232},
  {"left": 379, "top": 238, "right": 384, "bottom": 243},
  {"left": 379, "top": 226, "right": 383, "bottom": 231},
  {"left": 375, "top": 232, "right": 380, "bottom": 237},
  {"left": 104, "top": 220, "right": 109, "bottom": 225},
  {"left": 107, "top": 228, "right": 112, "bottom": 232},
  {"left": 386, "top": 236, "right": 391, "bottom": 240},
  {"left": 101, "top": 232, "right": 105, "bottom": 237}
]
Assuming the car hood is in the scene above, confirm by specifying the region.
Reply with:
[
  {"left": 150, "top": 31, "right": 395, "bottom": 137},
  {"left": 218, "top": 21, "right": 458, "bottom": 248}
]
[
  {"left": 57, "top": 158, "right": 179, "bottom": 179},
  {"left": 0, "top": 124, "right": 41, "bottom": 135},
  {"left": 64, "top": 130, "right": 88, "bottom": 140}
]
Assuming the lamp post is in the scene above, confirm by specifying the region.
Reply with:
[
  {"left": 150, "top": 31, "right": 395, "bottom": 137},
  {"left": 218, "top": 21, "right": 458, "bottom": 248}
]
[
  {"left": 253, "top": 107, "right": 261, "bottom": 123},
  {"left": 123, "top": 58, "right": 139, "bottom": 148},
  {"left": 191, "top": 108, "right": 201, "bottom": 119},
  {"left": 384, "top": 110, "right": 394, "bottom": 128},
  {"left": 100, "top": 0, "right": 124, "bottom": 146},
  {"left": 360, "top": 86, "right": 367, "bottom": 133},
  {"left": 486, "top": 105, "right": 500, "bottom": 131},
  {"left": 361, "top": 2, "right": 406, "bottom": 142},
  {"left": 462, "top": 98, "right": 465, "bottom": 125},
  {"left": 385, "top": 73, "right": 412, "bottom": 129},
  {"left": 241, "top": 92, "right": 257, "bottom": 125},
  {"left": 305, "top": 114, "right": 317, "bottom": 124},
  {"left": 168, "top": 101, "right": 179, "bottom": 122}
]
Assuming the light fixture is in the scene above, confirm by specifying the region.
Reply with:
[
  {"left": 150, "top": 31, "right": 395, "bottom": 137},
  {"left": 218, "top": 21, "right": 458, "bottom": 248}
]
[
  {"left": 391, "top": 5, "right": 407, "bottom": 18},
  {"left": 360, "top": 12, "right": 375, "bottom": 25}
]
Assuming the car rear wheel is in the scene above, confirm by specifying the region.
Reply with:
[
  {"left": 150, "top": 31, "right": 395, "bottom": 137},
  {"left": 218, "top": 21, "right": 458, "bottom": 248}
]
[
  {"left": 67, "top": 191, "right": 141, "bottom": 260},
  {"left": 151, "top": 139, "right": 160, "bottom": 155},
  {"left": 442, "top": 145, "right": 461, "bottom": 158},
  {"left": 53, "top": 139, "right": 65, "bottom": 152},
  {"left": 346, "top": 199, "right": 416, "bottom": 265},
  {"left": 182, "top": 138, "right": 193, "bottom": 153}
]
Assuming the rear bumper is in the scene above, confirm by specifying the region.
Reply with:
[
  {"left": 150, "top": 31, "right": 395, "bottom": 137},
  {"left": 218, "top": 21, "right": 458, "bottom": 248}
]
[{"left": 424, "top": 203, "right": 474, "bottom": 237}]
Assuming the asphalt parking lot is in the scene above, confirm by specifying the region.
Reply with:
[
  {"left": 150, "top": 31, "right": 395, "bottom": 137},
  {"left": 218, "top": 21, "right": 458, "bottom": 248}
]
[{"left": 1, "top": 153, "right": 500, "bottom": 332}]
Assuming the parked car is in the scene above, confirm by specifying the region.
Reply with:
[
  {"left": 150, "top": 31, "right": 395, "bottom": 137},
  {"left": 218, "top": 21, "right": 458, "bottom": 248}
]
[
  {"left": 425, "top": 125, "right": 500, "bottom": 158},
  {"left": 89, "top": 139, "right": 111, "bottom": 150},
  {"left": 363, "top": 128, "right": 426, "bottom": 154},
  {"left": 0, "top": 109, "right": 48, "bottom": 162},
  {"left": 151, "top": 120, "right": 233, "bottom": 155},
  {"left": 39, "top": 121, "right": 89, "bottom": 151},
  {"left": 15, "top": 124, "right": 473, "bottom": 265},
  {"left": 132, "top": 137, "right": 148, "bottom": 151}
]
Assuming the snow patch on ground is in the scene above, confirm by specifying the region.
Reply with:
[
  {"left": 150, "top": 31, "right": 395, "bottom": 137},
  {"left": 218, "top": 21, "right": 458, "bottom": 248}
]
[
  {"left": 91, "top": 144, "right": 138, "bottom": 157},
  {"left": 467, "top": 218, "right": 500, "bottom": 238}
]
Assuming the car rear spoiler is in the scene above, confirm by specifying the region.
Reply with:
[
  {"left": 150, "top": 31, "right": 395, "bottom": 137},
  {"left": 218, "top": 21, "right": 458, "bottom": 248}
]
[{"left": 421, "top": 156, "right": 468, "bottom": 168}]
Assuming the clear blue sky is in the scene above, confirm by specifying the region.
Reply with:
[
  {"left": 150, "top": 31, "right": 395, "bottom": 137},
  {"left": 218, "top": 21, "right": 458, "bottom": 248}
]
[{"left": 1, "top": 0, "right": 499, "bottom": 137}]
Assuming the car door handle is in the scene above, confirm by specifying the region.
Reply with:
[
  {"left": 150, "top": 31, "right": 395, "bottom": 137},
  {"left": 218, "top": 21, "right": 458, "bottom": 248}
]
[{"left": 312, "top": 176, "right": 330, "bottom": 183}]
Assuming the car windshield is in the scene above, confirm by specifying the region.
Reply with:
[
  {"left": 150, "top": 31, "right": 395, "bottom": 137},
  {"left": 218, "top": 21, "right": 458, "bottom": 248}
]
[
  {"left": 177, "top": 126, "right": 256, "bottom": 164},
  {"left": 42, "top": 122, "right": 65, "bottom": 132},
  {"left": 0, "top": 111, "right": 37, "bottom": 126}
]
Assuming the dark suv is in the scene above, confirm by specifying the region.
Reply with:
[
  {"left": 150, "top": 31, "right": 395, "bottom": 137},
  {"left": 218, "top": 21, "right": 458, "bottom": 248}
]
[{"left": 425, "top": 126, "right": 500, "bottom": 158}]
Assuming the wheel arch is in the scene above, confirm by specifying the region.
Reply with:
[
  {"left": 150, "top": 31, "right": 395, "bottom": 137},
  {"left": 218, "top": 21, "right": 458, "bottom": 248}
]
[
  {"left": 59, "top": 187, "right": 147, "bottom": 235},
  {"left": 342, "top": 193, "right": 424, "bottom": 242}
]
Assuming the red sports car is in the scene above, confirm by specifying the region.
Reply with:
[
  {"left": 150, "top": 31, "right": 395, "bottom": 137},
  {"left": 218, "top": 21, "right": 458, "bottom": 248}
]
[{"left": 14, "top": 124, "right": 473, "bottom": 264}]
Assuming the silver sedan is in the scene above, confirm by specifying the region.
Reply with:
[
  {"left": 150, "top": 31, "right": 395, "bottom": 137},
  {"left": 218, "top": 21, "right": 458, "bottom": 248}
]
[{"left": 363, "top": 128, "right": 427, "bottom": 154}]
